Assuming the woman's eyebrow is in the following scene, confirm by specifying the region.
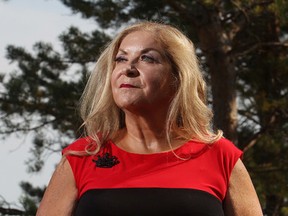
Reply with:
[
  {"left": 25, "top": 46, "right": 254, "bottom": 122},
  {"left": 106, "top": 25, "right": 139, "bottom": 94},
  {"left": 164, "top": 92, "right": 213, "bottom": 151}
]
[
  {"left": 140, "top": 48, "right": 161, "bottom": 54},
  {"left": 117, "top": 48, "right": 162, "bottom": 55},
  {"left": 141, "top": 48, "right": 166, "bottom": 59}
]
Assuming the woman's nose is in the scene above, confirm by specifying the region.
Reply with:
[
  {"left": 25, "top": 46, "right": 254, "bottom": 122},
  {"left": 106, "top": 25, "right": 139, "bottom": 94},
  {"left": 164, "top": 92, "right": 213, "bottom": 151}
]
[{"left": 123, "top": 63, "right": 139, "bottom": 77}]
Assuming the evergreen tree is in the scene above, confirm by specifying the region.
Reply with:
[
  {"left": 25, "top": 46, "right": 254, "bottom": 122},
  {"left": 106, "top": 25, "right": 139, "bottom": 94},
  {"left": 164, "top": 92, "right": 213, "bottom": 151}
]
[{"left": 0, "top": 0, "right": 287, "bottom": 215}]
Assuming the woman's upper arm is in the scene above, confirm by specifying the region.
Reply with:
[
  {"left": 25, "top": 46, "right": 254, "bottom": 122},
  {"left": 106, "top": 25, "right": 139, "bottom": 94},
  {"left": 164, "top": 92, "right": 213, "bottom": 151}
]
[
  {"left": 36, "top": 156, "right": 78, "bottom": 216},
  {"left": 224, "top": 159, "right": 263, "bottom": 216}
]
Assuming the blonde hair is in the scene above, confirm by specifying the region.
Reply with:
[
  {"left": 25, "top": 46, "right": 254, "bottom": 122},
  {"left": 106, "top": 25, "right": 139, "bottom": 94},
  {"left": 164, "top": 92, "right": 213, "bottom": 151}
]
[{"left": 79, "top": 21, "right": 222, "bottom": 154}]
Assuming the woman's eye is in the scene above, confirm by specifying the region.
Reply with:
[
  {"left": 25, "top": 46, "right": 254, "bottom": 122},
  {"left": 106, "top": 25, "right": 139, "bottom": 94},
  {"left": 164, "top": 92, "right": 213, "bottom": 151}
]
[
  {"left": 115, "top": 56, "right": 127, "bottom": 62},
  {"left": 141, "top": 55, "right": 156, "bottom": 63}
]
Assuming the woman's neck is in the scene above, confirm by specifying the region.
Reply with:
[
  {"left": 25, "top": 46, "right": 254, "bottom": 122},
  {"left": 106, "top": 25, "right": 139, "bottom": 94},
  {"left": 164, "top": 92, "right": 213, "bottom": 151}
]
[{"left": 115, "top": 111, "right": 183, "bottom": 154}]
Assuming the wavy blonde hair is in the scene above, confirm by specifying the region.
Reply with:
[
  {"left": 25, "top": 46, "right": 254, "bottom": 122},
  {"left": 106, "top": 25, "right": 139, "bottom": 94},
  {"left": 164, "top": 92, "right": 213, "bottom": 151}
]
[{"left": 79, "top": 21, "right": 222, "bottom": 154}]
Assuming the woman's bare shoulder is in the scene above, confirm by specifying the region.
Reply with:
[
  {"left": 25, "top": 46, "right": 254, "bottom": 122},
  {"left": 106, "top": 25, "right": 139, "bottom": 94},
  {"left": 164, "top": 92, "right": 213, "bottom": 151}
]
[
  {"left": 224, "top": 159, "right": 263, "bottom": 216},
  {"left": 36, "top": 157, "right": 78, "bottom": 216}
]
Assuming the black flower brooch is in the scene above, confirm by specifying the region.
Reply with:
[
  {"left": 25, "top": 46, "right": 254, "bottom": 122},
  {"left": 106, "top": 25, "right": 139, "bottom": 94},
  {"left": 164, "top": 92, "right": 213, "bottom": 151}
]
[{"left": 92, "top": 152, "right": 120, "bottom": 168}]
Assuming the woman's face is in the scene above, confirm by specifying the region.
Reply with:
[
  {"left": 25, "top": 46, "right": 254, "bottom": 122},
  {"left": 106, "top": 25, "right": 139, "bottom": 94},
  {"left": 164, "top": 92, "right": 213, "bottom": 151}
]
[{"left": 111, "top": 30, "right": 175, "bottom": 113}]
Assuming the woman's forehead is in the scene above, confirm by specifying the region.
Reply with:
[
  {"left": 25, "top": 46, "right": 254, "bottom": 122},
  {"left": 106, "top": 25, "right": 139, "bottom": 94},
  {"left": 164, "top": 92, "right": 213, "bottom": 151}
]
[{"left": 117, "top": 31, "right": 163, "bottom": 52}]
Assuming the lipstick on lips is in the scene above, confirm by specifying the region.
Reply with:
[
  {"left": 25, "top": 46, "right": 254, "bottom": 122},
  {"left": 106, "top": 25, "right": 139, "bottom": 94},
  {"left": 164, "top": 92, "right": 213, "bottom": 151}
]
[{"left": 120, "top": 84, "right": 137, "bottom": 88}]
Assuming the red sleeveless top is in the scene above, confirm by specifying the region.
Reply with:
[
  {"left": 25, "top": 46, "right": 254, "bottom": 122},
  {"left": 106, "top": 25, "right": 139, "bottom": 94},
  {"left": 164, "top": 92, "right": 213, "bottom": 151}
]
[{"left": 63, "top": 137, "right": 242, "bottom": 216}]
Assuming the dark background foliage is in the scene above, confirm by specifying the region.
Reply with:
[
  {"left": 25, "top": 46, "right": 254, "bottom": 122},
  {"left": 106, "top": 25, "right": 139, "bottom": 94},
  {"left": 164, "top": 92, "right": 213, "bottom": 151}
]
[{"left": 0, "top": 0, "right": 287, "bottom": 215}]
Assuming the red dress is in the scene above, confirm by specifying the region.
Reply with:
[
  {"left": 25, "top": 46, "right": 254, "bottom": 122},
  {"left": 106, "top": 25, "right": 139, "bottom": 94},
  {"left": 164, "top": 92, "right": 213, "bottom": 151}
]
[{"left": 63, "top": 137, "right": 242, "bottom": 216}]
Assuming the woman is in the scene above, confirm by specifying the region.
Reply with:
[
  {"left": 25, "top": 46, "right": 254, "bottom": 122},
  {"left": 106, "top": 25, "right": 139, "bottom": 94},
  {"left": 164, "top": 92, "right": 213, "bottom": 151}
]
[{"left": 37, "top": 22, "right": 263, "bottom": 215}]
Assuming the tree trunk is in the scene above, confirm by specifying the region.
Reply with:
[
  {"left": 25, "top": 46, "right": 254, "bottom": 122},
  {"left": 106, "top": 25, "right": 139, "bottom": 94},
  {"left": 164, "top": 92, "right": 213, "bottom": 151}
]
[{"left": 195, "top": 11, "right": 238, "bottom": 143}]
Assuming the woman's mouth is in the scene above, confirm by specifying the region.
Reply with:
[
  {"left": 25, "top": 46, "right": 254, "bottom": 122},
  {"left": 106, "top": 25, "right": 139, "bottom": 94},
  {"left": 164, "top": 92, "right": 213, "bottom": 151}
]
[{"left": 120, "top": 84, "right": 137, "bottom": 88}]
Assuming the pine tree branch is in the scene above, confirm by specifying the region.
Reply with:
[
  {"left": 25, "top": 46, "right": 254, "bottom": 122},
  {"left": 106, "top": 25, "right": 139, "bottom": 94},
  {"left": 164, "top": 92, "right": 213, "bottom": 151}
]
[
  {"left": 242, "top": 113, "right": 278, "bottom": 152},
  {"left": 231, "top": 42, "right": 288, "bottom": 56},
  {"left": 0, "top": 119, "right": 57, "bottom": 134},
  {"left": 0, "top": 207, "right": 24, "bottom": 215},
  {"left": 0, "top": 195, "right": 24, "bottom": 215},
  {"left": 249, "top": 166, "right": 288, "bottom": 173}
]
